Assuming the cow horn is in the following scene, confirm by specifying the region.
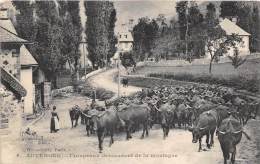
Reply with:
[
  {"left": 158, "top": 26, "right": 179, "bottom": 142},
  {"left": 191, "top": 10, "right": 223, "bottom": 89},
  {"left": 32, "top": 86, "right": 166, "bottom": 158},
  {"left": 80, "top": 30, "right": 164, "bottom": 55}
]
[
  {"left": 98, "top": 111, "right": 107, "bottom": 118},
  {"left": 232, "top": 130, "right": 242, "bottom": 134},
  {"left": 81, "top": 112, "right": 92, "bottom": 118},
  {"left": 217, "top": 130, "right": 226, "bottom": 135},
  {"left": 199, "top": 127, "right": 207, "bottom": 130}
]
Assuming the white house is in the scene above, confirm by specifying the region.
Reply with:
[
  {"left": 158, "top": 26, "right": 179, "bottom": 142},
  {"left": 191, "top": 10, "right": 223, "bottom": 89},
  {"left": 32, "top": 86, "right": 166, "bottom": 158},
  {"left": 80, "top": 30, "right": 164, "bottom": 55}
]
[
  {"left": 206, "top": 18, "right": 251, "bottom": 59},
  {"left": 20, "top": 45, "right": 38, "bottom": 114},
  {"left": 0, "top": 7, "right": 38, "bottom": 114},
  {"left": 117, "top": 31, "right": 134, "bottom": 53}
]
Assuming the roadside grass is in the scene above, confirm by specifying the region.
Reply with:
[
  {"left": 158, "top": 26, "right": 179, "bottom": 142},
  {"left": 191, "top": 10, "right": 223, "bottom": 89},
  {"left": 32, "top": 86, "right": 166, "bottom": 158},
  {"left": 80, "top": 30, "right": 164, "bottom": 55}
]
[
  {"left": 134, "top": 59, "right": 260, "bottom": 77},
  {"left": 131, "top": 59, "right": 260, "bottom": 93},
  {"left": 56, "top": 68, "right": 93, "bottom": 88},
  {"left": 80, "top": 82, "right": 115, "bottom": 101}
]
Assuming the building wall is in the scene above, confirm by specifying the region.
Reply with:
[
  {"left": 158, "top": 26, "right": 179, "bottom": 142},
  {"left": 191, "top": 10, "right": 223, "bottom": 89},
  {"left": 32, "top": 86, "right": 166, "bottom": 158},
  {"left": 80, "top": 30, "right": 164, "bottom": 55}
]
[
  {"left": 20, "top": 67, "right": 34, "bottom": 114},
  {"left": 205, "top": 35, "right": 250, "bottom": 59},
  {"left": 118, "top": 42, "right": 133, "bottom": 52},
  {"left": 0, "top": 44, "right": 20, "bottom": 79}
]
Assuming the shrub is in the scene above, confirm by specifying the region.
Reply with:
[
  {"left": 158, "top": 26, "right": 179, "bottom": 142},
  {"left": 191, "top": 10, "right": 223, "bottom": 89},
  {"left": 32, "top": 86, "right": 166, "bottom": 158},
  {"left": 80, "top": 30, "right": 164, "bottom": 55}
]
[
  {"left": 80, "top": 84, "right": 115, "bottom": 100},
  {"left": 147, "top": 72, "right": 259, "bottom": 93}
]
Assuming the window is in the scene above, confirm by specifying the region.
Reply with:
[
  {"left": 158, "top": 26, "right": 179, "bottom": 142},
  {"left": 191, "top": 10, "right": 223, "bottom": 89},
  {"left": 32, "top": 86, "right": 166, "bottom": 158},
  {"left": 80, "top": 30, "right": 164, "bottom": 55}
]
[
  {"left": 119, "top": 35, "right": 121, "bottom": 38},
  {"left": 125, "top": 35, "right": 127, "bottom": 38},
  {"left": 12, "top": 49, "right": 18, "bottom": 57},
  {"left": 3, "top": 60, "right": 8, "bottom": 65}
]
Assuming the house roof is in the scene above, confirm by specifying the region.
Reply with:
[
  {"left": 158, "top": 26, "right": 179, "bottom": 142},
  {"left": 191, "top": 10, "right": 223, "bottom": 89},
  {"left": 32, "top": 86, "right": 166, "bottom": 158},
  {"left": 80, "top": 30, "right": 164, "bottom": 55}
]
[
  {"left": 20, "top": 45, "right": 38, "bottom": 66},
  {"left": 1, "top": 67, "right": 27, "bottom": 97},
  {"left": 118, "top": 31, "right": 134, "bottom": 42},
  {"left": 0, "top": 26, "right": 28, "bottom": 43},
  {"left": 0, "top": 19, "right": 17, "bottom": 34},
  {"left": 219, "top": 18, "right": 251, "bottom": 36}
]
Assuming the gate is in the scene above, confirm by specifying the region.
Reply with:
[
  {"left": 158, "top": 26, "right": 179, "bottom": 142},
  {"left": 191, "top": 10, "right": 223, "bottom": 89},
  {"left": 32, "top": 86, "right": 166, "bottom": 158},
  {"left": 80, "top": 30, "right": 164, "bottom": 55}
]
[{"left": 0, "top": 114, "right": 8, "bottom": 129}]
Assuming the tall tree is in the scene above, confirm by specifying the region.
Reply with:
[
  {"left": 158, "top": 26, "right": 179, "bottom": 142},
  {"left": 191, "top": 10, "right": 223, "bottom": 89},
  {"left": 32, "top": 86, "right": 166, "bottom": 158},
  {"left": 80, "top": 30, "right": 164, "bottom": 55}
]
[
  {"left": 176, "top": 1, "right": 188, "bottom": 40},
  {"left": 12, "top": 1, "right": 37, "bottom": 56},
  {"left": 59, "top": 0, "right": 82, "bottom": 82},
  {"left": 132, "top": 17, "right": 158, "bottom": 61},
  {"left": 107, "top": 6, "right": 117, "bottom": 65},
  {"left": 34, "top": 0, "right": 64, "bottom": 88},
  {"left": 220, "top": 1, "right": 239, "bottom": 17},
  {"left": 187, "top": 2, "right": 204, "bottom": 61},
  {"left": 205, "top": 3, "right": 218, "bottom": 28},
  {"left": 251, "top": 6, "right": 260, "bottom": 52},
  {"left": 85, "top": 1, "right": 117, "bottom": 69}
]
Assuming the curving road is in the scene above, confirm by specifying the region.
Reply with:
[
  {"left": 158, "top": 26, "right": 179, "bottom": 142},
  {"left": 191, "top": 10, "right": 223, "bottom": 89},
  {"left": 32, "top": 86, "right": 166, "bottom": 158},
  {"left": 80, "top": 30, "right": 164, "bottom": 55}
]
[
  {"left": 88, "top": 67, "right": 142, "bottom": 98},
  {"left": 2, "top": 68, "right": 257, "bottom": 164}
]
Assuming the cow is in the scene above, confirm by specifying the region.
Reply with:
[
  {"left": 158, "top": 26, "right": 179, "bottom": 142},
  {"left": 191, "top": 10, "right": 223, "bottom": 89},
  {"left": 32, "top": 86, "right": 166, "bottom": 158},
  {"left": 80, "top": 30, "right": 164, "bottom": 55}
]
[
  {"left": 217, "top": 115, "right": 251, "bottom": 164},
  {"left": 69, "top": 105, "right": 81, "bottom": 128},
  {"left": 86, "top": 107, "right": 124, "bottom": 153},
  {"left": 175, "top": 103, "right": 192, "bottom": 129},
  {"left": 188, "top": 110, "right": 218, "bottom": 152},
  {"left": 117, "top": 104, "right": 150, "bottom": 140},
  {"left": 157, "top": 102, "right": 175, "bottom": 139},
  {"left": 81, "top": 108, "right": 97, "bottom": 136},
  {"left": 121, "top": 78, "right": 128, "bottom": 87}
]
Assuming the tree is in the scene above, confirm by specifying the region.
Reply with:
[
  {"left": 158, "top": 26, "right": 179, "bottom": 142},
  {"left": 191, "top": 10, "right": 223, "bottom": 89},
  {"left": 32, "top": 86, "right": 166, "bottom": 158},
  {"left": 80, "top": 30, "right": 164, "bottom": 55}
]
[
  {"left": 251, "top": 6, "right": 260, "bottom": 52},
  {"left": 132, "top": 17, "right": 158, "bottom": 61},
  {"left": 12, "top": 1, "right": 37, "bottom": 58},
  {"left": 34, "top": 0, "right": 64, "bottom": 88},
  {"left": 59, "top": 0, "right": 82, "bottom": 84},
  {"left": 85, "top": 1, "right": 117, "bottom": 69},
  {"left": 120, "top": 51, "right": 136, "bottom": 70},
  {"left": 176, "top": 1, "right": 188, "bottom": 40},
  {"left": 205, "top": 29, "right": 242, "bottom": 73},
  {"left": 186, "top": 2, "right": 204, "bottom": 62},
  {"left": 228, "top": 48, "right": 246, "bottom": 69},
  {"left": 220, "top": 1, "right": 239, "bottom": 17},
  {"left": 107, "top": 8, "right": 117, "bottom": 65}
]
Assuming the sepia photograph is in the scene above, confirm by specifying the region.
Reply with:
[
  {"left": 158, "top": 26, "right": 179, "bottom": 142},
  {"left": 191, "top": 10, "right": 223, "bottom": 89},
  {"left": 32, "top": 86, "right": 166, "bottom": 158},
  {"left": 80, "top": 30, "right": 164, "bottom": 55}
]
[{"left": 0, "top": 0, "right": 260, "bottom": 164}]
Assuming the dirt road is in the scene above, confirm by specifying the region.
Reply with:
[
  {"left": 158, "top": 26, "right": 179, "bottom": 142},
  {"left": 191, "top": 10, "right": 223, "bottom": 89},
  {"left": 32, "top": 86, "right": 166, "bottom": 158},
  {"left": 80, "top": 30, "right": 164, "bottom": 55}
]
[
  {"left": 1, "top": 68, "right": 258, "bottom": 164},
  {"left": 88, "top": 67, "right": 142, "bottom": 98},
  {"left": 12, "top": 94, "right": 258, "bottom": 164}
]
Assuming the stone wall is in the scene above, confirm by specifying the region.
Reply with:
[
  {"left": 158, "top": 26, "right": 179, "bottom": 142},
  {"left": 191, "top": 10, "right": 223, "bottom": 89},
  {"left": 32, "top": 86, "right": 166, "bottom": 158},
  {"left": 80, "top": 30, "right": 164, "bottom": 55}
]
[{"left": 0, "top": 85, "right": 23, "bottom": 130}]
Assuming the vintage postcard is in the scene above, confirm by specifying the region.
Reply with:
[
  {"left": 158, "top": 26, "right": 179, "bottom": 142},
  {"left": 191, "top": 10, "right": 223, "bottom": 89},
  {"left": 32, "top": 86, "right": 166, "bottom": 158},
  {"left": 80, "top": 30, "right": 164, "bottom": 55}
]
[{"left": 0, "top": 0, "right": 259, "bottom": 164}]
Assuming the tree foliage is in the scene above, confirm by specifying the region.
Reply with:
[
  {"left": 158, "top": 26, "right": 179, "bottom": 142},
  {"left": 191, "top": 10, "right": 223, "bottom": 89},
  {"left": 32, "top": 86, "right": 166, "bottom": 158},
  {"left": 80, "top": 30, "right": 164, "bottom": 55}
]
[
  {"left": 228, "top": 48, "right": 247, "bottom": 69},
  {"left": 12, "top": 1, "right": 37, "bottom": 57},
  {"left": 58, "top": 0, "right": 82, "bottom": 83},
  {"left": 33, "top": 1, "right": 64, "bottom": 88},
  {"left": 176, "top": 1, "right": 188, "bottom": 40},
  {"left": 120, "top": 51, "right": 136, "bottom": 69},
  {"left": 84, "top": 1, "right": 117, "bottom": 69},
  {"left": 132, "top": 17, "right": 159, "bottom": 61}
]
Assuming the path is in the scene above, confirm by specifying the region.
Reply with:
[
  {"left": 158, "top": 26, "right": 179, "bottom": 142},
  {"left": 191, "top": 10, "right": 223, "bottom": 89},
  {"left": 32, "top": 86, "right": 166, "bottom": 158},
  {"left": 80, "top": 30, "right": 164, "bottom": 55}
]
[
  {"left": 2, "top": 68, "right": 258, "bottom": 164},
  {"left": 88, "top": 67, "right": 142, "bottom": 98}
]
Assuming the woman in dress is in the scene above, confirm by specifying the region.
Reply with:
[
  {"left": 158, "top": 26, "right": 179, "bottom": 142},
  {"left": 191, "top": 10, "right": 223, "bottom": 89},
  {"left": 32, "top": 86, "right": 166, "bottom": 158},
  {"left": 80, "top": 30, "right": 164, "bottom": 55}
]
[{"left": 50, "top": 106, "right": 60, "bottom": 133}]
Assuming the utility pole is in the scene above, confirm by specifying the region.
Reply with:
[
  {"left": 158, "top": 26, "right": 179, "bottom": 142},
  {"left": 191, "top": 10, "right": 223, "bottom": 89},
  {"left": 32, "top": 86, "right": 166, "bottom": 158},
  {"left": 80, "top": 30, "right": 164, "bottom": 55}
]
[
  {"left": 117, "top": 60, "right": 120, "bottom": 98},
  {"left": 80, "top": 41, "right": 87, "bottom": 80}
]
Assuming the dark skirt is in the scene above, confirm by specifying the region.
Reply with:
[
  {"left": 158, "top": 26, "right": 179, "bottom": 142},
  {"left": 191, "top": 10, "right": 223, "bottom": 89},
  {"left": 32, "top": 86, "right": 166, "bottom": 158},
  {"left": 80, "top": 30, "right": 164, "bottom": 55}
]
[{"left": 50, "top": 117, "right": 55, "bottom": 132}]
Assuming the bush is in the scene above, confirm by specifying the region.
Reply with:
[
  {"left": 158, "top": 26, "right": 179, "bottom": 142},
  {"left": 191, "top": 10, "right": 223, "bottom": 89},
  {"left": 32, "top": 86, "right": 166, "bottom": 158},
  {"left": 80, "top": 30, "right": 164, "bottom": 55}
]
[
  {"left": 147, "top": 72, "right": 259, "bottom": 93},
  {"left": 81, "top": 84, "right": 115, "bottom": 101}
]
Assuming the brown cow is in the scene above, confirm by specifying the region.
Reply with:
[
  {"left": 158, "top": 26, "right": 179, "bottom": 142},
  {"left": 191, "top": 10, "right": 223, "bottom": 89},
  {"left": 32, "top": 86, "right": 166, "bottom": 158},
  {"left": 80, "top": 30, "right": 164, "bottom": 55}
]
[
  {"left": 188, "top": 110, "right": 218, "bottom": 152},
  {"left": 218, "top": 115, "right": 251, "bottom": 164},
  {"left": 117, "top": 104, "right": 150, "bottom": 140}
]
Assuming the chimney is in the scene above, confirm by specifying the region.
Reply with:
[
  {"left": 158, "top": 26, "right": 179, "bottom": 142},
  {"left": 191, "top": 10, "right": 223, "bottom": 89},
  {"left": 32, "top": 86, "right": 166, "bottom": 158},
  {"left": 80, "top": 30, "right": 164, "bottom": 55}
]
[
  {"left": 219, "top": 17, "right": 224, "bottom": 23},
  {"left": 231, "top": 17, "right": 237, "bottom": 24},
  {"left": 0, "top": 8, "right": 8, "bottom": 20}
]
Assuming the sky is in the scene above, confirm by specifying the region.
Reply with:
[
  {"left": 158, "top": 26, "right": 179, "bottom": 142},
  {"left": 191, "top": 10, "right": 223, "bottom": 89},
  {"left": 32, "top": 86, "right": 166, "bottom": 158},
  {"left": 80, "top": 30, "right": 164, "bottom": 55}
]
[
  {"left": 0, "top": 0, "right": 177, "bottom": 32},
  {"left": 114, "top": 0, "right": 177, "bottom": 32}
]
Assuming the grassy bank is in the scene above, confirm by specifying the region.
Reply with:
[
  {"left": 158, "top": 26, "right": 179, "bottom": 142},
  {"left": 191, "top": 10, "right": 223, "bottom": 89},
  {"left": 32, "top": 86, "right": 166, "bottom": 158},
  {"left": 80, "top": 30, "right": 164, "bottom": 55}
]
[
  {"left": 148, "top": 73, "right": 259, "bottom": 93},
  {"left": 132, "top": 58, "right": 260, "bottom": 93}
]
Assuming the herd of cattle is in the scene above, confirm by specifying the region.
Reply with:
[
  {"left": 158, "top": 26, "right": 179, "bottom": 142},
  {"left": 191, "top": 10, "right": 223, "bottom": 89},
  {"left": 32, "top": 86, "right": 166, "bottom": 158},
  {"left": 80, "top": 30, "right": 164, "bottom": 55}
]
[{"left": 69, "top": 84, "right": 259, "bottom": 164}]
